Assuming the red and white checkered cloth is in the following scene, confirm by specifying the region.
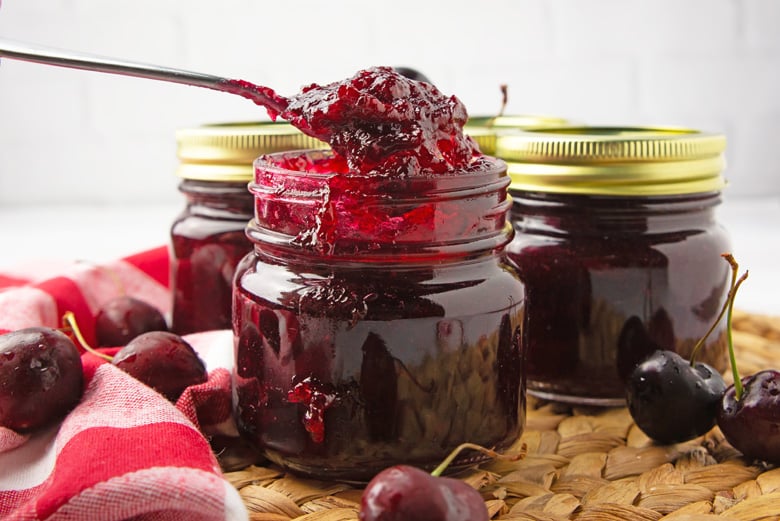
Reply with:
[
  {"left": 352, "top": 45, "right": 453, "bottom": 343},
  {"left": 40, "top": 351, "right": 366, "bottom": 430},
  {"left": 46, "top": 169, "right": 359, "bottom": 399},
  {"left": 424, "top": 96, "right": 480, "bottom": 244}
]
[{"left": 0, "top": 246, "right": 248, "bottom": 521}]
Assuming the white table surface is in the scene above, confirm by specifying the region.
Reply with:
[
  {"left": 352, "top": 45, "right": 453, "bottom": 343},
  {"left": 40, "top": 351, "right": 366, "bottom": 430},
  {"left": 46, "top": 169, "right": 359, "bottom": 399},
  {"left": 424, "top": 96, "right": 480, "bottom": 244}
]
[{"left": 1, "top": 196, "right": 778, "bottom": 316}]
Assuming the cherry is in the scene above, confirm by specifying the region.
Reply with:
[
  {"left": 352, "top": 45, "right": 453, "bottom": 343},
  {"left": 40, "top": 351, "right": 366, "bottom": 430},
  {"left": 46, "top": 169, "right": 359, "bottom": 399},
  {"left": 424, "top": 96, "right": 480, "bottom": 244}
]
[
  {"left": 714, "top": 257, "right": 780, "bottom": 463},
  {"left": 625, "top": 253, "right": 740, "bottom": 444},
  {"left": 111, "top": 331, "right": 207, "bottom": 402},
  {"left": 0, "top": 327, "right": 83, "bottom": 432},
  {"left": 359, "top": 443, "right": 523, "bottom": 521},
  {"left": 626, "top": 350, "right": 726, "bottom": 444},
  {"left": 719, "top": 370, "right": 780, "bottom": 463},
  {"left": 65, "top": 312, "right": 207, "bottom": 403},
  {"left": 360, "top": 465, "right": 487, "bottom": 521},
  {"left": 392, "top": 66, "right": 432, "bottom": 84},
  {"left": 95, "top": 295, "right": 168, "bottom": 347}
]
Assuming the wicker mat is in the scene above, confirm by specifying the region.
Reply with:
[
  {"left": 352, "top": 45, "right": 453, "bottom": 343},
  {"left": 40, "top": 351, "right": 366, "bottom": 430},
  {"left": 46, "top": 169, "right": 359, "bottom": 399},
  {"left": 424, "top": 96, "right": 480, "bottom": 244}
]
[{"left": 224, "top": 309, "right": 780, "bottom": 521}]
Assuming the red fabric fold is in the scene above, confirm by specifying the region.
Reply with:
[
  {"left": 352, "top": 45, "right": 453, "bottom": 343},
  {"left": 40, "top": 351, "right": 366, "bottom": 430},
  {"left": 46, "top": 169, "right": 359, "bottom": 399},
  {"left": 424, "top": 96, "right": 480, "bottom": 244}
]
[{"left": 0, "top": 246, "right": 247, "bottom": 521}]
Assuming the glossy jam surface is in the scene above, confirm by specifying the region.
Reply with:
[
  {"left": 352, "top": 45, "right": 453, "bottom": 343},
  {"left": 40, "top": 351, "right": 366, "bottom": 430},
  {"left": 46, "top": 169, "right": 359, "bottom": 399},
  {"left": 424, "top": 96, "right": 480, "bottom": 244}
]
[
  {"left": 233, "top": 253, "right": 525, "bottom": 481},
  {"left": 227, "top": 66, "right": 481, "bottom": 177},
  {"left": 507, "top": 192, "right": 731, "bottom": 405},
  {"left": 170, "top": 180, "right": 254, "bottom": 335}
]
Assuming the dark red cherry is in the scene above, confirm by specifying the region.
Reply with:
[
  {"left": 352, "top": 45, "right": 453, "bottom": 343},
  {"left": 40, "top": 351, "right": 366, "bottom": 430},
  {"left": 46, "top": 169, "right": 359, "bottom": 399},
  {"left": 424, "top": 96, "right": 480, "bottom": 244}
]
[
  {"left": 393, "top": 66, "right": 432, "bottom": 84},
  {"left": 626, "top": 349, "right": 726, "bottom": 444},
  {"left": 359, "top": 464, "right": 487, "bottom": 521},
  {"left": 718, "top": 370, "right": 780, "bottom": 464},
  {"left": 0, "top": 327, "right": 83, "bottom": 432},
  {"left": 95, "top": 295, "right": 168, "bottom": 347},
  {"left": 111, "top": 331, "right": 207, "bottom": 402}
]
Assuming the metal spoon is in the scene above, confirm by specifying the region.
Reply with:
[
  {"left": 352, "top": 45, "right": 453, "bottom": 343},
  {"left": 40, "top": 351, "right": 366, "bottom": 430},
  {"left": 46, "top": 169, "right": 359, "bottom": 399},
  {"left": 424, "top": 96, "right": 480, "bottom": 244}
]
[{"left": 0, "top": 37, "right": 289, "bottom": 114}]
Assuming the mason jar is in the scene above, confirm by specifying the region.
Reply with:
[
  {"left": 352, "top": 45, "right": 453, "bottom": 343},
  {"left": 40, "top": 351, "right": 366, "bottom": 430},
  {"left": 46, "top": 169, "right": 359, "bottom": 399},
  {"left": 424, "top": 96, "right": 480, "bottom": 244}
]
[
  {"left": 170, "top": 121, "right": 325, "bottom": 334},
  {"left": 232, "top": 149, "right": 526, "bottom": 481},
  {"left": 501, "top": 127, "right": 732, "bottom": 406}
]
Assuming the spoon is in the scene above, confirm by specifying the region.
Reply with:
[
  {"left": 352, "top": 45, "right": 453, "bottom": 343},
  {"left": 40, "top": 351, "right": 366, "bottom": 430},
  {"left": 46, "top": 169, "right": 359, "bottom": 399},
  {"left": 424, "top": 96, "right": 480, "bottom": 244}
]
[{"left": 0, "top": 37, "right": 289, "bottom": 114}]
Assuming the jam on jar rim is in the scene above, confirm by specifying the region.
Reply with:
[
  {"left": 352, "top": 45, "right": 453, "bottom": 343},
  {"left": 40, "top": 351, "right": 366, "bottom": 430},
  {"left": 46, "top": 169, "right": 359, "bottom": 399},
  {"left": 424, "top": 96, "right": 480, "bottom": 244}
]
[
  {"left": 249, "top": 149, "right": 513, "bottom": 260},
  {"left": 250, "top": 150, "right": 511, "bottom": 197},
  {"left": 496, "top": 126, "right": 727, "bottom": 196}
]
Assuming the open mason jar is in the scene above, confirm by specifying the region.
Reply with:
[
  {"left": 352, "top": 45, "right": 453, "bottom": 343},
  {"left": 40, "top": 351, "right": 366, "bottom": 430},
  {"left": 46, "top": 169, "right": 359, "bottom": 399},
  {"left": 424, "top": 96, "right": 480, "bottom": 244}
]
[
  {"left": 232, "top": 149, "right": 526, "bottom": 481},
  {"left": 501, "top": 127, "right": 732, "bottom": 406}
]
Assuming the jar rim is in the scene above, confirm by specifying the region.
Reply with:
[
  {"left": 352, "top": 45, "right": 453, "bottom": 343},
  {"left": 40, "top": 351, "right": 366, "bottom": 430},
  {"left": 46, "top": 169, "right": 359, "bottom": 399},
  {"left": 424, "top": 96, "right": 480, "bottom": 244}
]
[
  {"left": 248, "top": 149, "right": 513, "bottom": 259},
  {"left": 253, "top": 148, "right": 508, "bottom": 184}
]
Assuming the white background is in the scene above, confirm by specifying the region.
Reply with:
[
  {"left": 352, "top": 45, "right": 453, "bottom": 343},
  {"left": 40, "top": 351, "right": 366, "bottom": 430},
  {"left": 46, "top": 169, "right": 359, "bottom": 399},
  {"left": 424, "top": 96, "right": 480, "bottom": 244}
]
[{"left": 1, "top": 0, "right": 779, "bottom": 313}]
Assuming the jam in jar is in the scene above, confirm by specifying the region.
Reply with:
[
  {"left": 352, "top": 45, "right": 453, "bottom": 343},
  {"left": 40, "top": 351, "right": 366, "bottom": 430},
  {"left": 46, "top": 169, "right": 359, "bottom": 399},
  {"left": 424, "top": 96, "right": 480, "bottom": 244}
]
[
  {"left": 169, "top": 121, "right": 325, "bottom": 334},
  {"left": 500, "top": 127, "right": 732, "bottom": 406},
  {"left": 232, "top": 149, "right": 526, "bottom": 481}
]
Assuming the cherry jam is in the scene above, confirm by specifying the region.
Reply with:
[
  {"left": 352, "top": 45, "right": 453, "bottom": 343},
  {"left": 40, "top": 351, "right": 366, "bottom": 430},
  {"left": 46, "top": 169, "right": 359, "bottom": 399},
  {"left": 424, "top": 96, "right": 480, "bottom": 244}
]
[
  {"left": 169, "top": 122, "right": 325, "bottom": 335},
  {"left": 232, "top": 150, "right": 526, "bottom": 481},
  {"left": 170, "top": 179, "right": 254, "bottom": 334},
  {"left": 499, "top": 127, "right": 732, "bottom": 406}
]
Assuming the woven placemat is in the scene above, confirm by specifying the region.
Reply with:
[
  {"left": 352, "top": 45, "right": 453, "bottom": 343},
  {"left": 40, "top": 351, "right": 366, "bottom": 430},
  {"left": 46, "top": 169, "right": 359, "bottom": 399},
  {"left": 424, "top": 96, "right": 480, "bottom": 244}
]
[{"left": 224, "top": 309, "right": 780, "bottom": 521}]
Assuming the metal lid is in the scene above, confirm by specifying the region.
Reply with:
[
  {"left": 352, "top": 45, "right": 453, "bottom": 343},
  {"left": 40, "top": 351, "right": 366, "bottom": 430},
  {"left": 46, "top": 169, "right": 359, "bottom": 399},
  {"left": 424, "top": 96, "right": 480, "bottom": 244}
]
[
  {"left": 175, "top": 121, "right": 327, "bottom": 181},
  {"left": 495, "top": 126, "right": 727, "bottom": 196},
  {"left": 464, "top": 115, "right": 571, "bottom": 155}
]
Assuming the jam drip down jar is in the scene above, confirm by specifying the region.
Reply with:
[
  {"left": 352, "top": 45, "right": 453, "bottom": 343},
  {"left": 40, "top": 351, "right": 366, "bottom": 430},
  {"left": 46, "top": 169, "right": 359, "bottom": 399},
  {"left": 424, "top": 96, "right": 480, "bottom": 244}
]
[
  {"left": 499, "top": 127, "right": 732, "bottom": 406},
  {"left": 232, "top": 149, "right": 526, "bottom": 481},
  {"left": 170, "top": 122, "right": 325, "bottom": 335}
]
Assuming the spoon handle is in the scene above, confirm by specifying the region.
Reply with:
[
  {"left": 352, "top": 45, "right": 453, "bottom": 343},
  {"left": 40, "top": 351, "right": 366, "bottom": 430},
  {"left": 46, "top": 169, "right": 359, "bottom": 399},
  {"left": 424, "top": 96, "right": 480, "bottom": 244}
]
[
  {"left": 0, "top": 38, "right": 288, "bottom": 113},
  {"left": 0, "top": 38, "right": 226, "bottom": 88}
]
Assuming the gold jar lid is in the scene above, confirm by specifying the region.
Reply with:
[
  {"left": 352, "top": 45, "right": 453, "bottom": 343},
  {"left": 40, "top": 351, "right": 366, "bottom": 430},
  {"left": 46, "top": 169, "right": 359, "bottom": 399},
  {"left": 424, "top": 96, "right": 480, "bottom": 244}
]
[
  {"left": 495, "top": 126, "right": 727, "bottom": 196},
  {"left": 465, "top": 115, "right": 571, "bottom": 155},
  {"left": 175, "top": 121, "right": 327, "bottom": 182}
]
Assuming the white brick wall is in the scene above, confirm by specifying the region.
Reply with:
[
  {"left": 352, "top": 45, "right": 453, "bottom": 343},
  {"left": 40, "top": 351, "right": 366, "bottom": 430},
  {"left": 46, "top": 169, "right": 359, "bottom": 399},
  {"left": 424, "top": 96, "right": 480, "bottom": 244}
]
[{"left": 1, "top": 0, "right": 779, "bottom": 204}]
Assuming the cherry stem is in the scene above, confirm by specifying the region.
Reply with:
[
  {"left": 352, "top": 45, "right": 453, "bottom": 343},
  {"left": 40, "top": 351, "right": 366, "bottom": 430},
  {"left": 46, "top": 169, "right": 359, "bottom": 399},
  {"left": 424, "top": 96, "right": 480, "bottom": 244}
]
[
  {"left": 430, "top": 442, "right": 525, "bottom": 478},
  {"left": 61, "top": 311, "right": 113, "bottom": 362},
  {"left": 497, "top": 84, "right": 508, "bottom": 118},
  {"left": 689, "top": 253, "right": 740, "bottom": 365},
  {"left": 726, "top": 269, "right": 749, "bottom": 401}
]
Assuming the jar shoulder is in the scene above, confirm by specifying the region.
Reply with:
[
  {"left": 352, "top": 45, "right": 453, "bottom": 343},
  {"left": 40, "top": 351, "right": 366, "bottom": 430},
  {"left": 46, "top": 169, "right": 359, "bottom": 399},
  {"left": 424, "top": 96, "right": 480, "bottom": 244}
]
[{"left": 235, "top": 252, "right": 525, "bottom": 318}]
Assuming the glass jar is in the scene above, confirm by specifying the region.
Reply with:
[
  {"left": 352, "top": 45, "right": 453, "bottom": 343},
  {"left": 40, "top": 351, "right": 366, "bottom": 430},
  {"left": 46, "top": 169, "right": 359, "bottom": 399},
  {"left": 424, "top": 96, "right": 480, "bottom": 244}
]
[
  {"left": 232, "top": 149, "right": 526, "bottom": 481},
  {"left": 170, "top": 122, "right": 325, "bottom": 335},
  {"left": 500, "top": 127, "right": 732, "bottom": 406}
]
